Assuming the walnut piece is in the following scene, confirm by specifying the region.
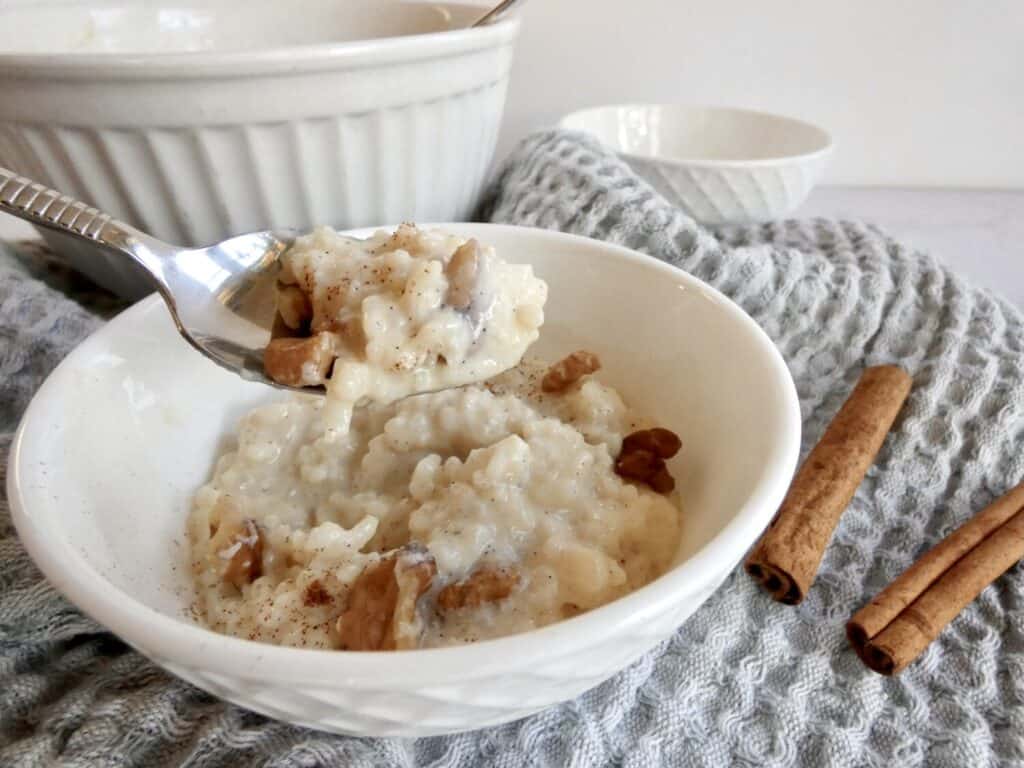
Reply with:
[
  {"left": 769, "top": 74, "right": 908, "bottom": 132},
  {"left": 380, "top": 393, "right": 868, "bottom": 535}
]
[
  {"left": 336, "top": 545, "right": 437, "bottom": 651},
  {"left": 648, "top": 466, "right": 676, "bottom": 494},
  {"left": 615, "top": 449, "right": 661, "bottom": 480},
  {"left": 541, "top": 350, "right": 602, "bottom": 393},
  {"left": 263, "top": 332, "right": 340, "bottom": 388},
  {"left": 437, "top": 567, "right": 520, "bottom": 613},
  {"left": 621, "top": 427, "right": 682, "bottom": 459},
  {"left": 614, "top": 428, "right": 682, "bottom": 495},
  {"left": 265, "top": 277, "right": 338, "bottom": 386},
  {"left": 217, "top": 518, "right": 263, "bottom": 590},
  {"left": 277, "top": 283, "right": 313, "bottom": 331},
  {"left": 445, "top": 239, "right": 480, "bottom": 310}
]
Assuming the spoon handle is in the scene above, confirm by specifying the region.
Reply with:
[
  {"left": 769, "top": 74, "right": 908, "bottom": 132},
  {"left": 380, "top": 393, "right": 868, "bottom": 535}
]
[
  {"left": 1, "top": 166, "right": 131, "bottom": 245},
  {"left": 472, "top": 0, "right": 525, "bottom": 27},
  {"left": 0, "top": 166, "right": 170, "bottom": 286}
]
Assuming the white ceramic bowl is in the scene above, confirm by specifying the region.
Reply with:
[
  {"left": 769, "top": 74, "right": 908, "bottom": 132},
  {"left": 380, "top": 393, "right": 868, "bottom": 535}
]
[
  {"left": 8, "top": 224, "right": 800, "bottom": 737},
  {"left": 0, "top": 0, "right": 518, "bottom": 297},
  {"left": 559, "top": 105, "right": 833, "bottom": 226}
]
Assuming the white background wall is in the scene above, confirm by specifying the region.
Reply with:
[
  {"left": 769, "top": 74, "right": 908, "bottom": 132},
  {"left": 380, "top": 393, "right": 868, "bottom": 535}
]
[{"left": 491, "top": 0, "right": 1024, "bottom": 187}]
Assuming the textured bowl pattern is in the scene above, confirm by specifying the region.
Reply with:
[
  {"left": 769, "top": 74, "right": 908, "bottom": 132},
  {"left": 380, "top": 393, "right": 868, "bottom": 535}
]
[
  {"left": 152, "top": 577, "right": 726, "bottom": 737},
  {"left": 625, "top": 153, "right": 831, "bottom": 226},
  {"left": 154, "top": 665, "right": 565, "bottom": 736},
  {"left": 559, "top": 105, "right": 833, "bottom": 226}
]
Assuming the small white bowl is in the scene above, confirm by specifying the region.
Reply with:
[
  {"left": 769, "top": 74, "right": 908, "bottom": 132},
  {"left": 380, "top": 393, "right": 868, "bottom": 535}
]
[
  {"left": 559, "top": 105, "right": 833, "bottom": 225},
  {"left": 8, "top": 224, "right": 800, "bottom": 737},
  {"left": 0, "top": 1, "right": 519, "bottom": 296}
]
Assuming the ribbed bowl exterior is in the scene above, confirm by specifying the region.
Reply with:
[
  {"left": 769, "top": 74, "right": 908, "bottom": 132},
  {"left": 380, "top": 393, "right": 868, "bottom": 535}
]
[
  {"left": 0, "top": 27, "right": 517, "bottom": 295},
  {"left": 0, "top": 81, "right": 510, "bottom": 244}
]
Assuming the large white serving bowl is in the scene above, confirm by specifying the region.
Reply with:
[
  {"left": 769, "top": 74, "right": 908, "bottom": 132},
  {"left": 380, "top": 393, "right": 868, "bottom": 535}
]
[
  {"left": 7, "top": 224, "right": 800, "bottom": 737},
  {"left": 0, "top": 0, "right": 518, "bottom": 297},
  {"left": 560, "top": 104, "right": 833, "bottom": 226}
]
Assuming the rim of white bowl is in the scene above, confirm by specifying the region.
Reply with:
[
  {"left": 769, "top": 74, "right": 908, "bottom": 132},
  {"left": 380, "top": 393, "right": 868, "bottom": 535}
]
[
  {"left": 559, "top": 104, "right": 835, "bottom": 169},
  {"left": 7, "top": 224, "right": 801, "bottom": 688},
  {"left": 0, "top": 5, "right": 519, "bottom": 79}
]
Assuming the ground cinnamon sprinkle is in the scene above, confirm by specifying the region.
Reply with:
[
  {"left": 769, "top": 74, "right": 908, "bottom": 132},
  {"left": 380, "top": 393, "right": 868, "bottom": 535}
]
[
  {"left": 303, "top": 580, "right": 332, "bottom": 607},
  {"left": 745, "top": 365, "right": 913, "bottom": 604},
  {"left": 541, "top": 350, "right": 601, "bottom": 393}
]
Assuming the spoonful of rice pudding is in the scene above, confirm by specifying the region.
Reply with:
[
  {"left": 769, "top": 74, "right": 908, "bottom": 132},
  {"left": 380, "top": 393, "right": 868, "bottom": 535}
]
[{"left": 263, "top": 223, "right": 548, "bottom": 432}]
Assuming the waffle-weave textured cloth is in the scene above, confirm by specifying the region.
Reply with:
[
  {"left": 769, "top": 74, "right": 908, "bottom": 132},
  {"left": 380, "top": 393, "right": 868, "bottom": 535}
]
[{"left": 1, "top": 130, "right": 1022, "bottom": 766}]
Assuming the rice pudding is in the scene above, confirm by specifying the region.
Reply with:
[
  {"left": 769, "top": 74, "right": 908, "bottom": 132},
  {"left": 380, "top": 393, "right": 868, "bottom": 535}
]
[{"left": 189, "top": 228, "right": 682, "bottom": 651}]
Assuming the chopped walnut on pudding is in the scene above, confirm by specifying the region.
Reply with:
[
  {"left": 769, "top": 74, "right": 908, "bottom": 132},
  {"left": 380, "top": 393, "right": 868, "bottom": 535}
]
[
  {"left": 437, "top": 567, "right": 520, "bottom": 613},
  {"left": 208, "top": 502, "right": 264, "bottom": 589},
  {"left": 336, "top": 545, "right": 437, "bottom": 651},
  {"left": 263, "top": 332, "right": 341, "bottom": 388},
  {"left": 542, "top": 350, "right": 602, "bottom": 393},
  {"left": 614, "top": 427, "right": 682, "bottom": 494}
]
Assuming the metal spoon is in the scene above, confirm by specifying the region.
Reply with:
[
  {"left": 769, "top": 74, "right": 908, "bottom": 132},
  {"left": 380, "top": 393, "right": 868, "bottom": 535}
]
[
  {"left": 0, "top": 166, "right": 302, "bottom": 392},
  {"left": 472, "top": 0, "right": 525, "bottom": 27}
]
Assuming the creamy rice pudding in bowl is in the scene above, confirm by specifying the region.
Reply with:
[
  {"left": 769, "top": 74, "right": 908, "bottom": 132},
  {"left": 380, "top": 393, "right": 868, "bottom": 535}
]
[
  {"left": 194, "top": 224, "right": 679, "bottom": 651},
  {"left": 8, "top": 224, "right": 801, "bottom": 736}
]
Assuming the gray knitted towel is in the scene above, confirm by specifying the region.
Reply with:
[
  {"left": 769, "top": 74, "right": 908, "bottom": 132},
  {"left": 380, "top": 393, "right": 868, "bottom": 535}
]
[{"left": 2, "top": 130, "right": 1023, "bottom": 767}]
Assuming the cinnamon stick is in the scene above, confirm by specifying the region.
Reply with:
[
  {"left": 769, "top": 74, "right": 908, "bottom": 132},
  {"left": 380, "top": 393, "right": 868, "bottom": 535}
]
[
  {"left": 848, "top": 482, "right": 1024, "bottom": 675},
  {"left": 745, "top": 365, "right": 912, "bottom": 604}
]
